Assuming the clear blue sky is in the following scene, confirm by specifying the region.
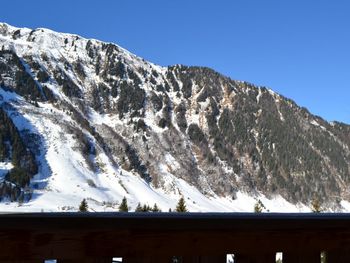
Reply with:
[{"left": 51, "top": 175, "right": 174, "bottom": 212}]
[{"left": 1, "top": 0, "right": 350, "bottom": 123}]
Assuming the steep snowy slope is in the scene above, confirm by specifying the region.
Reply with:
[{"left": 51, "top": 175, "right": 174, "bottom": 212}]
[{"left": 0, "top": 22, "right": 349, "bottom": 212}]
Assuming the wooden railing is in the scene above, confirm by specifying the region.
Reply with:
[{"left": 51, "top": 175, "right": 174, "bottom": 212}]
[{"left": 0, "top": 213, "right": 349, "bottom": 262}]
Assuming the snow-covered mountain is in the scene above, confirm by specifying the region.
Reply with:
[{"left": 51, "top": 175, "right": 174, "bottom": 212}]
[{"left": 0, "top": 22, "right": 349, "bottom": 212}]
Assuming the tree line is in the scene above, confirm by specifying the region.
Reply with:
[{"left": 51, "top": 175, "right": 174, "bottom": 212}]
[
  {"left": 79, "top": 196, "right": 323, "bottom": 213},
  {"left": 79, "top": 196, "right": 188, "bottom": 213}
]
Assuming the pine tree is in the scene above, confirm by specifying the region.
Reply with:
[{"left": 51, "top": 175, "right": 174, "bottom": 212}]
[
  {"left": 152, "top": 203, "right": 161, "bottom": 212},
  {"left": 79, "top": 198, "right": 88, "bottom": 212},
  {"left": 254, "top": 200, "right": 265, "bottom": 213},
  {"left": 118, "top": 196, "right": 129, "bottom": 212},
  {"left": 135, "top": 202, "right": 142, "bottom": 212},
  {"left": 311, "top": 197, "right": 322, "bottom": 213},
  {"left": 142, "top": 204, "right": 151, "bottom": 212},
  {"left": 176, "top": 196, "right": 187, "bottom": 212}
]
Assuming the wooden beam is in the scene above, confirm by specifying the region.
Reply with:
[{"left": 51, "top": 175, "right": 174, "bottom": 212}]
[
  {"left": 234, "top": 253, "right": 276, "bottom": 263},
  {"left": 57, "top": 258, "right": 112, "bottom": 263},
  {"left": 122, "top": 256, "right": 172, "bottom": 263},
  {"left": 180, "top": 255, "right": 227, "bottom": 262},
  {"left": 326, "top": 250, "right": 350, "bottom": 263},
  {"left": 283, "top": 251, "right": 320, "bottom": 263},
  {"left": 0, "top": 213, "right": 349, "bottom": 260}
]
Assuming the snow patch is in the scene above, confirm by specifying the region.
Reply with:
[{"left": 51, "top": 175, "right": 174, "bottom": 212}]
[
  {"left": 310, "top": 119, "right": 326, "bottom": 130},
  {"left": 0, "top": 162, "right": 13, "bottom": 180}
]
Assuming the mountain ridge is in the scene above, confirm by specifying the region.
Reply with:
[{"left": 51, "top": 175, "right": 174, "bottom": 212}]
[{"left": 0, "top": 22, "right": 349, "bottom": 212}]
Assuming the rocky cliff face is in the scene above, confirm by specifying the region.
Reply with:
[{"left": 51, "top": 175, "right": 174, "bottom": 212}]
[{"left": 0, "top": 23, "right": 349, "bottom": 211}]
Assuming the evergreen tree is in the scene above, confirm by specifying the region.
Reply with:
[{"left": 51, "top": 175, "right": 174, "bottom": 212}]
[
  {"left": 152, "top": 203, "right": 161, "bottom": 212},
  {"left": 18, "top": 193, "right": 24, "bottom": 206},
  {"left": 142, "top": 204, "right": 151, "bottom": 212},
  {"left": 119, "top": 196, "right": 129, "bottom": 212},
  {"left": 176, "top": 196, "right": 187, "bottom": 212},
  {"left": 135, "top": 202, "right": 143, "bottom": 212},
  {"left": 254, "top": 200, "right": 265, "bottom": 213},
  {"left": 311, "top": 197, "right": 322, "bottom": 213},
  {"left": 79, "top": 198, "right": 88, "bottom": 212}
]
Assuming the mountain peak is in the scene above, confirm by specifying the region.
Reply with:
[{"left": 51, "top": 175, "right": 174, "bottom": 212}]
[{"left": 0, "top": 23, "right": 349, "bottom": 212}]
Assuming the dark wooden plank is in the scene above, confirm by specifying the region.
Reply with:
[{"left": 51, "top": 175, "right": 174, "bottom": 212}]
[
  {"left": 326, "top": 250, "right": 350, "bottom": 263},
  {"left": 283, "top": 251, "right": 320, "bottom": 263},
  {"left": 122, "top": 256, "right": 172, "bottom": 263},
  {"left": 0, "top": 213, "right": 349, "bottom": 260},
  {"left": 234, "top": 253, "right": 276, "bottom": 263},
  {"left": 57, "top": 259, "right": 112, "bottom": 263},
  {"left": 181, "top": 255, "right": 227, "bottom": 262}
]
